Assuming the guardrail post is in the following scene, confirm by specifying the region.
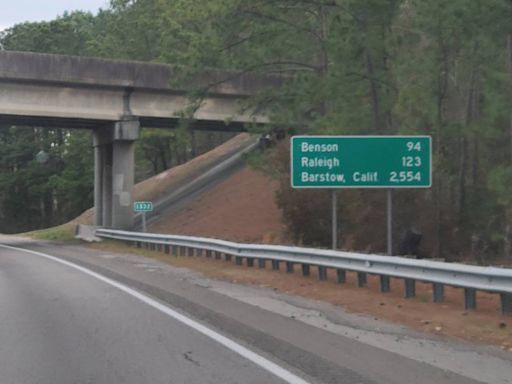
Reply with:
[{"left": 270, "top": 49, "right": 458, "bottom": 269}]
[
  {"left": 136, "top": 241, "right": 142, "bottom": 248},
  {"left": 404, "top": 279, "right": 416, "bottom": 298},
  {"left": 225, "top": 254, "right": 232, "bottom": 262},
  {"left": 157, "top": 244, "right": 162, "bottom": 252},
  {"left": 464, "top": 288, "right": 477, "bottom": 310},
  {"left": 235, "top": 256, "right": 243, "bottom": 265},
  {"left": 258, "top": 259, "right": 266, "bottom": 268},
  {"left": 247, "top": 257, "right": 254, "bottom": 267},
  {"left": 337, "top": 269, "right": 346, "bottom": 284},
  {"left": 172, "top": 245, "right": 178, "bottom": 256},
  {"left": 272, "top": 260, "right": 280, "bottom": 270},
  {"left": 318, "top": 266, "right": 327, "bottom": 281},
  {"left": 197, "top": 249, "right": 203, "bottom": 257},
  {"left": 179, "top": 246, "right": 186, "bottom": 256},
  {"left": 357, "top": 272, "right": 367, "bottom": 287},
  {"left": 380, "top": 276, "right": 390, "bottom": 293},
  {"left": 433, "top": 283, "right": 444, "bottom": 303},
  {"left": 164, "top": 245, "right": 170, "bottom": 254},
  {"left": 301, "top": 264, "right": 310, "bottom": 276},
  {"left": 187, "top": 248, "right": 194, "bottom": 257},
  {"left": 500, "top": 293, "right": 512, "bottom": 315},
  {"left": 286, "top": 262, "right": 294, "bottom": 273},
  {"left": 215, "top": 251, "right": 221, "bottom": 260},
  {"left": 150, "top": 243, "right": 156, "bottom": 251},
  {"left": 206, "top": 250, "right": 212, "bottom": 258}
]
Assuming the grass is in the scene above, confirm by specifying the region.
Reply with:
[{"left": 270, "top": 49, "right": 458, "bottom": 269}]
[{"left": 27, "top": 224, "right": 75, "bottom": 241}]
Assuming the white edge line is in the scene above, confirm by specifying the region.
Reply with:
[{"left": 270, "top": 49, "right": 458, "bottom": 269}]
[{"left": 0, "top": 243, "right": 311, "bottom": 384}]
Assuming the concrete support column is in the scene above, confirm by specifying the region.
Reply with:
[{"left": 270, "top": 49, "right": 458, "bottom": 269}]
[
  {"left": 94, "top": 143, "right": 104, "bottom": 226},
  {"left": 102, "top": 143, "right": 113, "bottom": 227},
  {"left": 112, "top": 140, "right": 135, "bottom": 229},
  {"left": 93, "top": 119, "right": 139, "bottom": 229}
]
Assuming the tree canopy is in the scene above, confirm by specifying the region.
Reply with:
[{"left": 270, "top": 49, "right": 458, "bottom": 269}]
[{"left": 1, "top": 0, "right": 512, "bottom": 262}]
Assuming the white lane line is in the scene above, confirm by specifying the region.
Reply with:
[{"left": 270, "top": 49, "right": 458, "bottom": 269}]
[{"left": 0, "top": 244, "right": 311, "bottom": 384}]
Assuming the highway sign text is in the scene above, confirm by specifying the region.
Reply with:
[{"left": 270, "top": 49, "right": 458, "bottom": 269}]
[{"left": 291, "top": 136, "right": 431, "bottom": 188}]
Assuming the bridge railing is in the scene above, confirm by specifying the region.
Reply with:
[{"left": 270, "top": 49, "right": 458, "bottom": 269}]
[{"left": 96, "top": 228, "right": 512, "bottom": 315}]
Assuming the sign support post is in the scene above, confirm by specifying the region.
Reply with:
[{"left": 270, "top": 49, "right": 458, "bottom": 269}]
[
  {"left": 387, "top": 189, "right": 393, "bottom": 255},
  {"left": 134, "top": 201, "right": 153, "bottom": 233},
  {"left": 332, "top": 189, "right": 337, "bottom": 250},
  {"left": 142, "top": 212, "right": 147, "bottom": 233}
]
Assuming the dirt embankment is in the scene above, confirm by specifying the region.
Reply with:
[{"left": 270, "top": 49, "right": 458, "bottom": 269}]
[{"left": 149, "top": 167, "right": 288, "bottom": 244}]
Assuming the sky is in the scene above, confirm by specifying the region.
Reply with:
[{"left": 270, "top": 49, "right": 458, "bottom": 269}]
[{"left": 0, "top": 0, "right": 110, "bottom": 32}]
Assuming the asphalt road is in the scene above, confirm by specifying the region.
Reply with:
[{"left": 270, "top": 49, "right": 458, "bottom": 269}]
[{"left": 0, "top": 238, "right": 511, "bottom": 384}]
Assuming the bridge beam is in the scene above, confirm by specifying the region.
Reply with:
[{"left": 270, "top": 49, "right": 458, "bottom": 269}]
[{"left": 93, "top": 119, "right": 140, "bottom": 230}]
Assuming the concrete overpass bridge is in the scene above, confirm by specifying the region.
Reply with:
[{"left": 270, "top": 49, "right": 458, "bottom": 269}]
[{"left": 0, "top": 51, "right": 277, "bottom": 229}]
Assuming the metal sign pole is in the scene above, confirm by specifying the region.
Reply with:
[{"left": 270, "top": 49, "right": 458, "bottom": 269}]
[
  {"left": 332, "top": 189, "right": 337, "bottom": 250},
  {"left": 142, "top": 212, "right": 147, "bottom": 233},
  {"left": 387, "top": 189, "right": 393, "bottom": 255}
]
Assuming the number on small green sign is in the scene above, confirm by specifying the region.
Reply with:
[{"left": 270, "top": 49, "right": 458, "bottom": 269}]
[{"left": 134, "top": 201, "right": 153, "bottom": 212}]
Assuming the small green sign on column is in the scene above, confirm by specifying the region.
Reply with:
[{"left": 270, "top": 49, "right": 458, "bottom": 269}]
[
  {"left": 291, "top": 136, "right": 431, "bottom": 188},
  {"left": 134, "top": 201, "right": 153, "bottom": 212}
]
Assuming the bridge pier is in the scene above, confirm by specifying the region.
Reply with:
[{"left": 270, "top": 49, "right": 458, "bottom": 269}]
[{"left": 93, "top": 119, "right": 140, "bottom": 230}]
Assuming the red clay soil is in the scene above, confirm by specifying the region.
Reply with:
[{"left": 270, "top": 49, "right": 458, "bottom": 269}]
[{"left": 149, "top": 167, "right": 289, "bottom": 244}]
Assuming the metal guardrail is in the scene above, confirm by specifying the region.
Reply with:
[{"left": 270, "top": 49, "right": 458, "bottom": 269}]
[{"left": 96, "top": 228, "right": 512, "bottom": 315}]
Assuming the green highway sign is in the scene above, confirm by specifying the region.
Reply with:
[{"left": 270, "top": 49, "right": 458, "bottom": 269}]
[
  {"left": 291, "top": 136, "right": 431, "bottom": 188},
  {"left": 134, "top": 201, "right": 153, "bottom": 212}
]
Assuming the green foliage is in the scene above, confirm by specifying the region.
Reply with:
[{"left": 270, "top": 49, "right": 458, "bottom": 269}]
[
  {"left": 1, "top": 0, "right": 512, "bottom": 261},
  {"left": 28, "top": 225, "right": 75, "bottom": 241}
]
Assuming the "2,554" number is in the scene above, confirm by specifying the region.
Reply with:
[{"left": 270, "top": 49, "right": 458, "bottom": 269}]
[{"left": 390, "top": 171, "right": 421, "bottom": 183}]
